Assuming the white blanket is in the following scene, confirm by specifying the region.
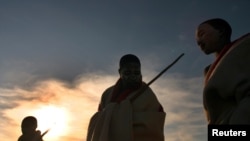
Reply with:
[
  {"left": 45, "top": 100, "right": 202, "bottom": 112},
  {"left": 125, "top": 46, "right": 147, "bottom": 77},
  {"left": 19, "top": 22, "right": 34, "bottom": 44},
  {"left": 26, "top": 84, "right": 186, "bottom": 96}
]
[
  {"left": 204, "top": 33, "right": 250, "bottom": 124},
  {"left": 87, "top": 83, "right": 166, "bottom": 141}
]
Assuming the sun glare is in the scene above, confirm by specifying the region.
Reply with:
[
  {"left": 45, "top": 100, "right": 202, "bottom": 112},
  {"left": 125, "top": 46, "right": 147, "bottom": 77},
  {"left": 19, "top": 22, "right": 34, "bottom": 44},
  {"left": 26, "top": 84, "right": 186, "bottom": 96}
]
[{"left": 31, "top": 105, "right": 69, "bottom": 139}]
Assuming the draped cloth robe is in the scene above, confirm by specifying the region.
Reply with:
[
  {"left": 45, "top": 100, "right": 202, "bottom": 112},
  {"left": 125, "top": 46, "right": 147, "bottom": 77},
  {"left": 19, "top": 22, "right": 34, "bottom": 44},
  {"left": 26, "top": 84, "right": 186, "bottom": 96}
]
[
  {"left": 204, "top": 33, "right": 250, "bottom": 124},
  {"left": 87, "top": 82, "right": 166, "bottom": 141}
]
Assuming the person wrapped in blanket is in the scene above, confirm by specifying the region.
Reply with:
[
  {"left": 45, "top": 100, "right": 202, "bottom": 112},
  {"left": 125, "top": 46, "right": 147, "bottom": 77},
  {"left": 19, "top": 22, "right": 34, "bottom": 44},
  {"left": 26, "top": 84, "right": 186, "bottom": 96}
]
[
  {"left": 18, "top": 116, "right": 43, "bottom": 141},
  {"left": 195, "top": 18, "right": 250, "bottom": 124},
  {"left": 87, "top": 54, "right": 166, "bottom": 141}
]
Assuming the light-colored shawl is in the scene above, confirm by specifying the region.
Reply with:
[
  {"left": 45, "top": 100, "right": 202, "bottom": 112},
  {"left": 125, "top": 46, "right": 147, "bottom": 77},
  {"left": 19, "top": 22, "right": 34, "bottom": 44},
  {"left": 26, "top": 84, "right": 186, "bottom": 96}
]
[
  {"left": 87, "top": 82, "right": 166, "bottom": 141},
  {"left": 204, "top": 33, "right": 250, "bottom": 124}
]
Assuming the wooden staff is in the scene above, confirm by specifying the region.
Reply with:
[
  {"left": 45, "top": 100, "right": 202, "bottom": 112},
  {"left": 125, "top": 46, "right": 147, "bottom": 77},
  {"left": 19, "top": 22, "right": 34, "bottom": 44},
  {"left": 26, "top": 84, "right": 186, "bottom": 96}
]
[
  {"left": 130, "top": 53, "right": 185, "bottom": 102},
  {"left": 41, "top": 129, "right": 50, "bottom": 137}
]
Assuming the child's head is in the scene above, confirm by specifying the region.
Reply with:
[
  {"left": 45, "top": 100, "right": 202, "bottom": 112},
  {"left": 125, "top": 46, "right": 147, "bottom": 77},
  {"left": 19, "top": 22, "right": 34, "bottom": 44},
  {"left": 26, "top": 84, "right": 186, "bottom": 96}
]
[{"left": 21, "top": 116, "right": 38, "bottom": 134}]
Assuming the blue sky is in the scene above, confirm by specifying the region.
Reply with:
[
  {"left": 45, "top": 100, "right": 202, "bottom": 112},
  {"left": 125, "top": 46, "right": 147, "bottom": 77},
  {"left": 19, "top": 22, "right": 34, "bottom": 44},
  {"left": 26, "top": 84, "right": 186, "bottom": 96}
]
[{"left": 0, "top": 1, "right": 250, "bottom": 141}]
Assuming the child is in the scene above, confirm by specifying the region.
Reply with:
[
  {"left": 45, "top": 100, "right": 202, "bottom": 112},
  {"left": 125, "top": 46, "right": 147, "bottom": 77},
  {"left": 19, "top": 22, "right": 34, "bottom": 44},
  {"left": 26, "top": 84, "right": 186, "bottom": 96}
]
[{"left": 18, "top": 116, "right": 43, "bottom": 141}]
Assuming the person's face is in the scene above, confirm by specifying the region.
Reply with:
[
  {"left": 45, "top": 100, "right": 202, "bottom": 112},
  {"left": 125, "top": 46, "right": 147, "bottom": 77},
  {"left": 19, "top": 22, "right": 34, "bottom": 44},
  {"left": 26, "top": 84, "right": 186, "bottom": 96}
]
[
  {"left": 21, "top": 126, "right": 36, "bottom": 135},
  {"left": 195, "top": 23, "right": 222, "bottom": 54},
  {"left": 119, "top": 62, "right": 142, "bottom": 89}
]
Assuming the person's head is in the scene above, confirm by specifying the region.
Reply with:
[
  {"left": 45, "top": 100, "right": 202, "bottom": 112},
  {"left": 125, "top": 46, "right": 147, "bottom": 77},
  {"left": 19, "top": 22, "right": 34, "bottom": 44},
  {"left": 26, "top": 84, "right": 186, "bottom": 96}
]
[
  {"left": 195, "top": 18, "right": 232, "bottom": 55},
  {"left": 118, "top": 54, "right": 142, "bottom": 89},
  {"left": 21, "top": 116, "right": 38, "bottom": 135}
]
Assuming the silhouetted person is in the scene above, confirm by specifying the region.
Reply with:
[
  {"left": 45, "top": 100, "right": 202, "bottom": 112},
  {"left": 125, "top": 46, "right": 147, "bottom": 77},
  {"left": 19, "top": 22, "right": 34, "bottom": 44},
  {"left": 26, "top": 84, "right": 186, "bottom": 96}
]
[
  {"left": 18, "top": 116, "right": 43, "bottom": 141},
  {"left": 195, "top": 18, "right": 250, "bottom": 124},
  {"left": 87, "top": 54, "right": 166, "bottom": 141}
]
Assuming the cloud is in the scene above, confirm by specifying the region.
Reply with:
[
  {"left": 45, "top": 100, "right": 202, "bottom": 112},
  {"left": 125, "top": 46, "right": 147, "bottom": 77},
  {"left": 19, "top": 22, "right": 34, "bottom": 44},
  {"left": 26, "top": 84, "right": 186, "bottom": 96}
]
[
  {"left": 148, "top": 73, "right": 207, "bottom": 141},
  {"left": 0, "top": 48, "right": 207, "bottom": 141},
  {"left": 0, "top": 68, "right": 207, "bottom": 141},
  {"left": 0, "top": 72, "right": 116, "bottom": 141},
  {"left": 178, "top": 33, "right": 187, "bottom": 41}
]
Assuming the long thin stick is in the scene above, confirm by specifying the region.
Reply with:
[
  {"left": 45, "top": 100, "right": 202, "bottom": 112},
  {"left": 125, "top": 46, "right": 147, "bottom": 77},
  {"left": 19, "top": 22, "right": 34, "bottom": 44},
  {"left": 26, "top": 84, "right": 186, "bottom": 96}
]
[
  {"left": 41, "top": 129, "right": 50, "bottom": 137},
  {"left": 130, "top": 53, "right": 184, "bottom": 102},
  {"left": 147, "top": 53, "right": 184, "bottom": 86}
]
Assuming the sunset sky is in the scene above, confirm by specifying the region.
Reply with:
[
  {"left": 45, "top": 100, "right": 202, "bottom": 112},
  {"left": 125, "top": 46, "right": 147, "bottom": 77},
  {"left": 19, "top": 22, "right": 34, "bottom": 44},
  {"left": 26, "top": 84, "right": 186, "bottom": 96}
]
[{"left": 1, "top": 1, "right": 250, "bottom": 141}]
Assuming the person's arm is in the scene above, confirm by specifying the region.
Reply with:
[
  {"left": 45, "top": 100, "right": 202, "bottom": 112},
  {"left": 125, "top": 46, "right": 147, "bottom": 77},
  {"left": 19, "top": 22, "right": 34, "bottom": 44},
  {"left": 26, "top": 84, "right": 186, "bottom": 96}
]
[
  {"left": 98, "top": 87, "right": 112, "bottom": 111},
  {"left": 32, "top": 130, "right": 43, "bottom": 141}
]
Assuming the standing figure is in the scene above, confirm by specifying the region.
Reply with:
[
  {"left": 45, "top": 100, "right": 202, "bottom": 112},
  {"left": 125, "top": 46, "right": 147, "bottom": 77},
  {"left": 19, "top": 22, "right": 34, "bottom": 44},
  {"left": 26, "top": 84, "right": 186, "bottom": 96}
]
[
  {"left": 18, "top": 116, "right": 43, "bottom": 141},
  {"left": 195, "top": 18, "right": 250, "bottom": 124},
  {"left": 87, "top": 54, "right": 166, "bottom": 141}
]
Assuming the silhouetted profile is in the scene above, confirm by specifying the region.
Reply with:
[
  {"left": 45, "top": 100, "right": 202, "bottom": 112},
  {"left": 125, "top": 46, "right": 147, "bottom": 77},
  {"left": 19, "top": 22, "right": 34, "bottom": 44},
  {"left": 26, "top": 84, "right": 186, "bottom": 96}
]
[
  {"left": 195, "top": 18, "right": 250, "bottom": 124},
  {"left": 86, "top": 54, "right": 166, "bottom": 141},
  {"left": 18, "top": 116, "right": 43, "bottom": 141}
]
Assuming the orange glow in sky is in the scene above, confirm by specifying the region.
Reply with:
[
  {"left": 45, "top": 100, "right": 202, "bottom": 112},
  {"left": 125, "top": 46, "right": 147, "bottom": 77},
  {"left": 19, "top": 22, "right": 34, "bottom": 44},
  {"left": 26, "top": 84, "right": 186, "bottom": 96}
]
[
  {"left": 31, "top": 105, "right": 69, "bottom": 139},
  {"left": 3, "top": 75, "right": 115, "bottom": 141},
  {"left": 1, "top": 73, "right": 205, "bottom": 141}
]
